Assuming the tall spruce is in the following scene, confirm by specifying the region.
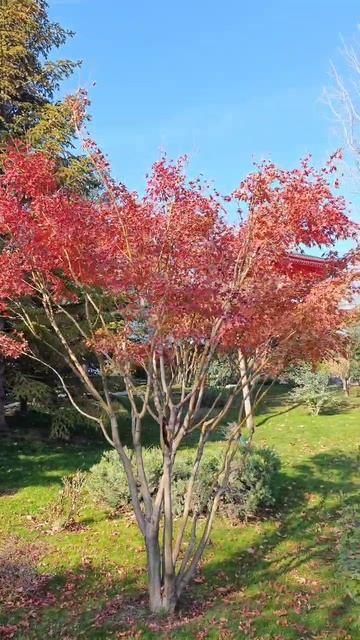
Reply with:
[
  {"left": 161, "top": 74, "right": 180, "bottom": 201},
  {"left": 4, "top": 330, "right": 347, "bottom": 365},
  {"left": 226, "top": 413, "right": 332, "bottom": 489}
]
[{"left": 0, "top": 0, "right": 96, "bottom": 430}]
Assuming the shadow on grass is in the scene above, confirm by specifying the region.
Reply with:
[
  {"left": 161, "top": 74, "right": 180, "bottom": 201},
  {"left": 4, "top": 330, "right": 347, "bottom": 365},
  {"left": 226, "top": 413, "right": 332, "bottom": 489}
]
[
  {"left": 0, "top": 437, "right": 105, "bottom": 493},
  {"left": 0, "top": 550, "right": 146, "bottom": 640},
  {"left": 256, "top": 402, "right": 300, "bottom": 427},
  {"left": 199, "top": 449, "right": 359, "bottom": 638},
  {"left": 320, "top": 400, "right": 352, "bottom": 415},
  {"left": 3, "top": 380, "right": 355, "bottom": 496}
]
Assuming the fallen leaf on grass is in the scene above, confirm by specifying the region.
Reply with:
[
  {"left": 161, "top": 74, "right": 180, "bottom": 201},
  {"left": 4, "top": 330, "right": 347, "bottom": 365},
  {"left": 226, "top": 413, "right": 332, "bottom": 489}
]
[
  {"left": 0, "top": 625, "right": 18, "bottom": 639},
  {"left": 196, "top": 631, "right": 209, "bottom": 640}
]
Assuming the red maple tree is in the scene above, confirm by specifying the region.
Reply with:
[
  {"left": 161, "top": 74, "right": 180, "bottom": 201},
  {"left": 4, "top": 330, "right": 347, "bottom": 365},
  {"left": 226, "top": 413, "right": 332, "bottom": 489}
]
[{"left": 0, "top": 137, "right": 356, "bottom": 613}]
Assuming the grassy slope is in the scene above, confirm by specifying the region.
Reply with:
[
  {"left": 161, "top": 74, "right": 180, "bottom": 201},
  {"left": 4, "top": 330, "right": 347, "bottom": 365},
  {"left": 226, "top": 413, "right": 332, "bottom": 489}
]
[{"left": 0, "top": 387, "right": 359, "bottom": 639}]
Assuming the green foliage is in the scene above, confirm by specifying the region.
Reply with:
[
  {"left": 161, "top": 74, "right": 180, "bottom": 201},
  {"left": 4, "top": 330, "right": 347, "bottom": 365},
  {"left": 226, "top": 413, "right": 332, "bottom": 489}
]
[
  {"left": 191, "top": 452, "right": 220, "bottom": 514},
  {"left": 50, "top": 407, "right": 93, "bottom": 441},
  {"left": 0, "top": 0, "right": 99, "bottom": 193},
  {"left": 222, "top": 447, "right": 281, "bottom": 520},
  {"left": 337, "top": 504, "right": 360, "bottom": 602},
  {"left": 8, "top": 366, "right": 102, "bottom": 441},
  {"left": 141, "top": 446, "right": 164, "bottom": 492},
  {"left": 87, "top": 450, "right": 129, "bottom": 510},
  {"left": 345, "top": 324, "right": 360, "bottom": 382},
  {"left": 207, "top": 354, "right": 237, "bottom": 387},
  {"left": 87, "top": 445, "right": 280, "bottom": 521},
  {"left": 287, "top": 363, "right": 334, "bottom": 415},
  {"left": 87, "top": 448, "right": 163, "bottom": 512},
  {"left": 9, "top": 371, "right": 97, "bottom": 440},
  {"left": 10, "top": 371, "right": 53, "bottom": 409},
  {"left": 349, "top": 344, "right": 360, "bottom": 382},
  {"left": 0, "top": 0, "right": 77, "bottom": 134},
  {"left": 203, "top": 354, "right": 239, "bottom": 409}
]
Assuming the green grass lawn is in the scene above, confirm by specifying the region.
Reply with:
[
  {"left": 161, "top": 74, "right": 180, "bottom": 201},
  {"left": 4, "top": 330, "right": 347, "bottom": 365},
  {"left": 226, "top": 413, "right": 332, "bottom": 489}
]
[{"left": 0, "top": 387, "right": 359, "bottom": 639}]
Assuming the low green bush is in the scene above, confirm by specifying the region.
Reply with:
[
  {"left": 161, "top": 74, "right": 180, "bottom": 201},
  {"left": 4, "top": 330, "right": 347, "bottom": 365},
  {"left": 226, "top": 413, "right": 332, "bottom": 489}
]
[
  {"left": 207, "top": 355, "right": 237, "bottom": 387},
  {"left": 221, "top": 447, "right": 281, "bottom": 520},
  {"left": 287, "top": 363, "right": 336, "bottom": 415},
  {"left": 86, "top": 449, "right": 132, "bottom": 510},
  {"left": 87, "top": 444, "right": 280, "bottom": 521}
]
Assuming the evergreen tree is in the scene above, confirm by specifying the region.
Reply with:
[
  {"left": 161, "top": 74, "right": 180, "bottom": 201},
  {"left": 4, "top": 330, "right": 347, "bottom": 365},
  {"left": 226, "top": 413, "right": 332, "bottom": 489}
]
[
  {"left": 0, "top": 0, "right": 97, "bottom": 192},
  {"left": 0, "top": 0, "right": 97, "bottom": 430}
]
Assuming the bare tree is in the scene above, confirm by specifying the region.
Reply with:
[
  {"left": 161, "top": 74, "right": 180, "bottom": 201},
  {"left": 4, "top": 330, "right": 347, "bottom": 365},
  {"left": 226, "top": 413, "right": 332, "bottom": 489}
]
[{"left": 324, "top": 27, "right": 360, "bottom": 187}]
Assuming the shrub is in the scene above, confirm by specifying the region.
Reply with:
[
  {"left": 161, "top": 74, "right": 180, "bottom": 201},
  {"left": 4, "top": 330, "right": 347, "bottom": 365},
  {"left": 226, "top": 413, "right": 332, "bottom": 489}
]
[
  {"left": 287, "top": 363, "right": 334, "bottom": 415},
  {"left": 87, "top": 445, "right": 280, "bottom": 521},
  {"left": 87, "top": 447, "right": 163, "bottom": 511},
  {"left": 48, "top": 470, "right": 87, "bottom": 531},
  {"left": 193, "top": 452, "right": 220, "bottom": 513},
  {"left": 87, "top": 449, "right": 131, "bottom": 510},
  {"left": 171, "top": 454, "right": 193, "bottom": 516},
  {"left": 50, "top": 407, "right": 83, "bottom": 440},
  {"left": 207, "top": 355, "right": 237, "bottom": 387},
  {"left": 221, "top": 447, "right": 281, "bottom": 520},
  {"left": 171, "top": 451, "right": 220, "bottom": 516}
]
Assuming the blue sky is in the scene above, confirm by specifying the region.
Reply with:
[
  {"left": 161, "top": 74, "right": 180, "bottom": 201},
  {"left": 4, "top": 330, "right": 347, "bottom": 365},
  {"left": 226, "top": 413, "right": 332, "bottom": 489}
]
[{"left": 49, "top": 0, "right": 360, "bottom": 231}]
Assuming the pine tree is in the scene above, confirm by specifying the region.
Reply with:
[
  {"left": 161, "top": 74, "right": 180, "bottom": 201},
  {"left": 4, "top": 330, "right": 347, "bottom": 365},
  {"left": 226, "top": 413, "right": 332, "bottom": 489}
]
[
  {"left": 0, "top": 0, "right": 97, "bottom": 429},
  {"left": 0, "top": 0, "right": 98, "bottom": 192},
  {"left": 0, "top": 0, "right": 76, "bottom": 129}
]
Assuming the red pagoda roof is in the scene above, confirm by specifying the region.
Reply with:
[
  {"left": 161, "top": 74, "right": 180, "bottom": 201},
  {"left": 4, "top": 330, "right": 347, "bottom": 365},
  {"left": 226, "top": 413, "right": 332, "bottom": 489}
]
[{"left": 283, "top": 252, "right": 327, "bottom": 274}]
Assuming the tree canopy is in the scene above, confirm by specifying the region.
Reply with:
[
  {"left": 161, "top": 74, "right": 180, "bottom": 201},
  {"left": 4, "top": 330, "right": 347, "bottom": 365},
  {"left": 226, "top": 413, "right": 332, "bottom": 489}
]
[{"left": 0, "top": 127, "right": 356, "bottom": 612}]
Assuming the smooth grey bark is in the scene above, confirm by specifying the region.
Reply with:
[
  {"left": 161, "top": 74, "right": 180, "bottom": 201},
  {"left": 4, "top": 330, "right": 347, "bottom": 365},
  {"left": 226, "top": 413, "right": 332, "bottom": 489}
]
[
  {"left": 239, "top": 351, "right": 254, "bottom": 432},
  {"left": 342, "top": 377, "right": 350, "bottom": 397},
  {"left": 145, "top": 531, "right": 164, "bottom": 613}
]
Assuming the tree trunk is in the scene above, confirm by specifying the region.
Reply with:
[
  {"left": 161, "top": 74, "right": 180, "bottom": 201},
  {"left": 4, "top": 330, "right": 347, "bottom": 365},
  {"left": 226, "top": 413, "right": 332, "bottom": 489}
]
[
  {"left": 0, "top": 317, "right": 7, "bottom": 433},
  {"left": 145, "top": 530, "right": 177, "bottom": 614},
  {"left": 20, "top": 396, "right": 28, "bottom": 415},
  {"left": 162, "top": 451, "right": 177, "bottom": 614},
  {"left": 0, "top": 355, "right": 7, "bottom": 433},
  {"left": 239, "top": 352, "right": 254, "bottom": 432},
  {"left": 342, "top": 377, "right": 350, "bottom": 397},
  {"left": 146, "top": 533, "right": 164, "bottom": 613}
]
